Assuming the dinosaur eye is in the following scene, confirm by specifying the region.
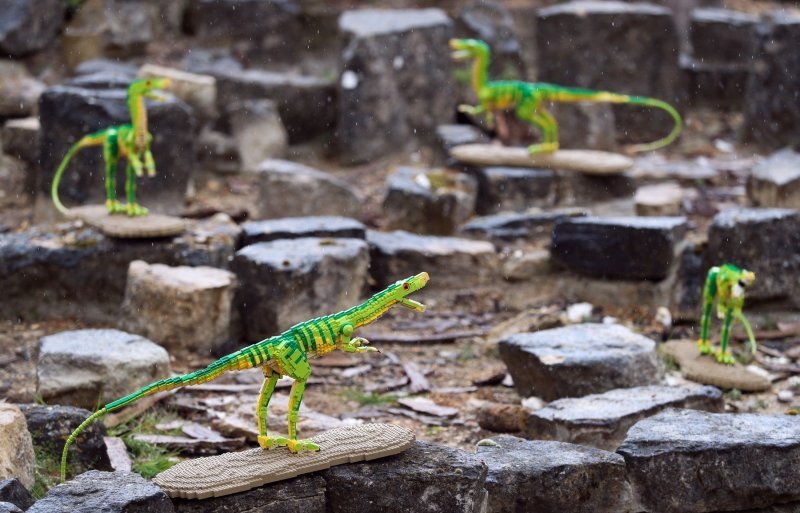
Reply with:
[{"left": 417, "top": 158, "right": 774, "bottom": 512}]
[
  {"left": 738, "top": 280, "right": 746, "bottom": 287},
  {"left": 403, "top": 283, "right": 409, "bottom": 290}
]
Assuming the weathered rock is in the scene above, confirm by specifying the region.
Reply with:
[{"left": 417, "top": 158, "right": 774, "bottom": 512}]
[
  {"left": 0, "top": 61, "right": 45, "bottom": 118},
  {"left": 215, "top": 69, "right": 336, "bottom": 144},
  {"left": 498, "top": 324, "right": 663, "bottom": 400},
  {"left": 367, "top": 230, "right": 499, "bottom": 288},
  {"left": 2, "top": 118, "right": 39, "bottom": 165},
  {"left": 0, "top": 502, "right": 22, "bottom": 513},
  {"left": 670, "top": 242, "right": 706, "bottom": 321},
  {"left": 38, "top": 84, "right": 196, "bottom": 216},
  {"left": 0, "top": 404, "right": 34, "bottom": 490},
  {"left": 537, "top": 1, "right": 682, "bottom": 143},
  {"left": 618, "top": 409, "right": 800, "bottom": 513},
  {"left": 139, "top": 64, "right": 217, "bottom": 121},
  {"left": 227, "top": 99, "right": 288, "bottom": 171},
  {"left": 383, "top": 167, "right": 477, "bottom": 235},
  {"left": 323, "top": 441, "right": 487, "bottom": 513},
  {"left": 502, "top": 249, "right": 552, "bottom": 282},
  {"left": 252, "top": 159, "right": 361, "bottom": 220},
  {"left": 706, "top": 207, "right": 800, "bottom": 301},
  {"left": 743, "top": 12, "right": 800, "bottom": 148},
  {"left": 682, "top": 55, "right": 751, "bottom": 109},
  {"left": 634, "top": 182, "right": 684, "bottom": 216},
  {"left": 477, "top": 435, "right": 633, "bottom": 513},
  {"left": 172, "top": 474, "right": 325, "bottom": 513},
  {"left": 748, "top": 149, "right": 800, "bottom": 209},
  {"left": 456, "top": 2, "right": 525, "bottom": 78},
  {"left": 0, "top": 0, "right": 64, "bottom": 56},
  {"left": 120, "top": 261, "right": 236, "bottom": 354},
  {"left": 232, "top": 238, "right": 368, "bottom": 341},
  {"left": 338, "top": 9, "right": 454, "bottom": 163},
  {"left": 0, "top": 479, "right": 34, "bottom": 511},
  {"left": 17, "top": 404, "right": 110, "bottom": 473},
  {"left": 28, "top": 470, "right": 174, "bottom": 513},
  {"left": 477, "top": 402, "right": 525, "bottom": 433},
  {"left": 241, "top": 216, "right": 366, "bottom": 247},
  {"left": 74, "top": 59, "right": 139, "bottom": 78},
  {"left": 526, "top": 384, "right": 723, "bottom": 450},
  {"left": 433, "top": 124, "right": 489, "bottom": 166},
  {"left": 556, "top": 172, "right": 636, "bottom": 205},
  {"left": 0, "top": 216, "right": 240, "bottom": 322},
  {"left": 37, "top": 329, "right": 171, "bottom": 409},
  {"left": 475, "top": 167, "right": 556, "bottom": 214},
  {"left": 548, "top": 102, "right": 617, "bottom": 151},
  {"left": 460, "top": 208, "right": 586, "bottom": 241},
  {"left": 551, "top": 216, "right": 687, "bottom": 280}
]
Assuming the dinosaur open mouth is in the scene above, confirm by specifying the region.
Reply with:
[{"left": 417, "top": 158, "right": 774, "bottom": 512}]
[
  {"left": 398, "top": 298, "right": 426, "bottom": 312},
  {"left": 451, "top": 49, "right": 471, "bottom": 61}
]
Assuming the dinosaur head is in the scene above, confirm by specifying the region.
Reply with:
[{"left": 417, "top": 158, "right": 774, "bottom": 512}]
[
  {"left": 389, "top": 272, "right": 430, "bottom": 312},
  {"left": 449, "top": 38, "right": 490, "bottom": 62},
  {"left": 129, "top": 77, "right": 172, "bottom": 102}
]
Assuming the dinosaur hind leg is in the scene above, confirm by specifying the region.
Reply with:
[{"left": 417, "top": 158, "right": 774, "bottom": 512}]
[
  {"left": 715, "top": 308, "right": 735, "bottom": 364},
  {"left": 102, "top": 134, "right": 124, "bottom": 214},
  {"left": 124, "top": 159, "right": 148, "bottom": 217},
  {"left": 517, "top": 101, "right": 559, "bottom": 154},
  {"left": 256, "top": 367, "right": 283, "bottom": 449}
]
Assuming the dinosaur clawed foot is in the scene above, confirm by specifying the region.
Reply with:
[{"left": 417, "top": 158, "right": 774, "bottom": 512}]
[
  {"left": 697, "top": 339, "right": 713, "bottom": 355},
  {"left": 126, "top": 203, "right": 149, "bottom": 217},
  {"left": 105, "top": 199, "right": 126, "bottom": 214},
  {"left": 258, "top": 435, "right": 320, "bottom": 453},
  {"left": 714, "top": 348, "right": 736, "bottom": 365},
  {"left": 527, "top": 142, "right": 559, "bottom": 154}
]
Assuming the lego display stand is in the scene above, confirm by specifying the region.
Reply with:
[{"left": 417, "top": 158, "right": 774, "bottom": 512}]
[
  {"left": 661, "top": 340, "right": 770, "bottom": 392},
  {"left": 68, "top": 205, "right": 187, "bottom": 238}
]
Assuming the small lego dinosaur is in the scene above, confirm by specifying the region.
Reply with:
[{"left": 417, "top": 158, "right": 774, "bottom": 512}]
[
  {"left": 61, "top": 272, "right": 430, "bottom": 481},
  {"left": 449, "top": 38, "right": 682, "bottom": 154},
  {"left": 51, "top": 77, "right": 172, "bottom": 217},
  {"left": 697, "top": 264, "right": 757, "bottom": 364}
]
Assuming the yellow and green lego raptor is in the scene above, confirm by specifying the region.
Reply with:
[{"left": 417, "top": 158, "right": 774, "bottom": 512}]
[
  {"left": 450, "top": 38, "right": 682, "bottom": 154},
  {"left": 51, "top": 77, "right": 171, "bottom": 217},
  {"left": 61, "top": 272, "right": 430, "bottom": 481}
]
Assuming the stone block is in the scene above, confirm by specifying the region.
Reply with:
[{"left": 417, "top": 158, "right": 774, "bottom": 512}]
[
  {"left": 232, "top": 238, "right": 369, "bottom": 341},
  {"left": 433, "top": 124, "right": 489, "bottom": 166},
  {"left": 547, "top": 102, "right": 617, "bottom": 151},
  {"left": 241, "top": 216, "right": 366, "bottom": 247},
  {"left": 747, "top": 149, "right": 800, "bottom": 209},
  {"left": 227, "top": 99, "right": 288, "bottom": 171},
  {"left": 537, "top": 1, "right": 682, "bottom": 144},
  {"left": 478, "top": 435, "right": 633, "bottom": 513},
  {"left": 0, "top": 0, "right": 64, "bottom": 57},
  {"left": 0, "top": 404, "right": 34, "bottom": 490},
  {"left": 252, "top": 159, "right": 361, "bottom": 220},
  {"left": 460, "top": 208, "right": 586, "bottom": 241},
  {"left": 338, "top": 9, "right": 454, "bottom": 163},
  {"left": 478, "top": 167, "right": 556, "bottom": 214},
  {"left": 383, "top": 167, "right": 477, "bottom": 235},
  {"left": 0, "top": 503, "right": 21, "bottom": 513},
  {"left": 28, "top": 470, "right": 174, "bottom": 513},
  {"left": 63, "top": 0, "right": 155, "bottom": 64},
  {"left": 706, "top": 207, "right": 800, "bottom": 301},
  {"left": 525, "top": 384, "right": 723, "bottom": 450},
  {"left": 551, "top": 216, "right": 688, "bottom": 280},
  {"left": 456, "top": 2, "right": 526, "bottom": 79},
  {"left": 0, "top": 479, "right": 34, "bottom": 511},
  {"left": 634, "top": 182, "right": 684, "bottom": 216},
  {"left": 618, "top": 409, "right": 800, "bottom": 513},
  {"left": 17, "top": 404, "right": 111, "bottom": 473},
  {"left": 498, "top": 323, "right": 663, "bottom": 400},
  {"left": 556, "top": 172, "right": 636, "bottom": 205},
  {"left": 682, "top": 56, "right": 750, "bottom": 109},
  {"left": 139, "top": 64, "right": 217, "bottom": 121},
  {"left": 670, "top": 242, "right": 706, "bottom": 321},
  {"left": 743, "top": 13, "right": 800, "bottom": 149},
  {"left": 2, "top": 117, "right": 40, "bottom": 164},
  {"left": 690, "top": 8, "right": 759, "bottom": 64},
  {"left": 37, "top": 329, "right": 171, "bottom": 409},
  {"left": 120, "top": 261, "right": 236, "bottom": 353},
  {"left": 0, "top": 61, "right": 45, "bottom": 118},
  {"left": 38, "top": 84, "right": 196, "bottom": 216},
  {"left": 323, "top": 441, "right": 487, "bottom": 513},
  {"left": 215, "top": 69, "right": 336, "bottom": 144},
  {"left": 367, "top": 230, "right": 500, "bottom": 289}
]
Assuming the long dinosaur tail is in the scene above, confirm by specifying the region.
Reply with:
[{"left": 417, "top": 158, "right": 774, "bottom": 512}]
[
  {"left": 59, "top": 346, "right": 259, "bottom": 481},
  {"left": 540, "top": 87, "right": 682, "bottom": 153},
  {"left": 51, "top": 134, "right": 105, "bottom": 215}
]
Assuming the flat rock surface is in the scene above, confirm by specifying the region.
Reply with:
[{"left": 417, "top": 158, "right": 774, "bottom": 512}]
[
  {"left": 460, "top": 208, "right": 586, "bottom": 240},
  {"left": 0, "top": 405, "right": 33, "bottom": 490},
  {"left": 526, "top": 384, "right": 723, "bottom": 450},
  {"left": 154, "top": 423, "right": 415, "bottom": 499},
  {"left": 477, "top": 435, "right": 633, "bottom": 513},
  {"left": 68, "top": 205, "right": 187, "bottom": 238},
  {"left": 28, "top": 470, "right": 174, "bottom": 513},
  {"left": 618, "top": 409, "right": 800, "bottom": 513},
  {"left": 450, "top": 145, "right": 633, "bottom": 175},
  {"left": 241, "top": 216, "right": 366, "bottom": 246},
  {"left": 37, "top": 329, "right": 171, "bottom": 409},
  {"left": 748, "top": 149, "right": 800, "bottom": 209},
  {"left": 0, "top": 479, "right": 33, "bottom": 511},
  {"left": 499, "top": 323, "right": 662, "bottom": 400},
  {"left": 661, "top": 340, "right": 771, "bottom": 392}
]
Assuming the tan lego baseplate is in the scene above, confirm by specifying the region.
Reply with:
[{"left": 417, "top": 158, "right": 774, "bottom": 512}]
[
  {"left": 662, "top": 340, "right": 771, "bottom": 392},
  {"left": 69, "top": 205, "right": 186, "bottom": 238},
  {"left": 449, "top": 144, "right": 633, "bottom": 175},
  {"left": 153, "top": 423, "right": 415, "bottom": 499}
]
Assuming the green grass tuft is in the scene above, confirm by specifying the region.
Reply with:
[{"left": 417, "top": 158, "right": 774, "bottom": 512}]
[
  {"left": 32, "top": 446, "right": 67, "bottom": 499},
  {"left": 341, "top": 389, "right": 397, "bottom": 406}
]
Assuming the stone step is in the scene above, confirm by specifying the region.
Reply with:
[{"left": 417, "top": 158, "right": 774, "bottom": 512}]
[{"left": 241, "top": 217, "right": 366, "bottom": 247}]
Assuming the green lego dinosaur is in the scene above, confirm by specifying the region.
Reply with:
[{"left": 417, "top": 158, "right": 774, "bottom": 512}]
[
  {"left": 449, "top": 38, "right": 682, "bottom": 154},
  {"left": 697, "top": 264, "right": 757, "bottom": 364},
  {"left": 61, "top": 272, "right": 430, "bottom": 481},
  {"left": 51, "top": 77, "right": 172, "bottom": 217}
]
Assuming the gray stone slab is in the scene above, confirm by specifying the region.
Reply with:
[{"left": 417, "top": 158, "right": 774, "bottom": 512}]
[
  {"left": 241, "top": 216, "right": 366, "bottom": 246},
  {"left": 37, "top": 329, "right": 171, "bottom": 409},
  {"left": 0, "top": 479, "right": 33, "bottom": 511},
  {"left": 367, "top": 230, "right": 499, "bottom": 288},
  {"left": 477, "top": 435, "right": 633, "bottom": 513},
  {"left": 689, "top": 8, "right": 759, "bottom": 64},
  {"left": 748, "top": 149, "right": 800, "bottom": 209},
  {"left": 232, "top": 237, "right": 368, "bottom": 341},
  {"left": 525, "top": 384, "right": 723, "bottom": 450},
  {"left": 0, "top": 0, "right": 64, "bottom": 56},
  {"left": 551, "top": 216, "right": 687, "bottom": 280},
  {"left": 706, "top": 207, "right": 800, "bottom": 301},
  {"left": 460, "top": 208, "right": 586, "bottom": 241},
  {"left": 498, "top": 324, "right": 663, "bottom": 400},
  {"left": 28, "top": 470, "right": 174, "bottom": 513},
  {"left": 2, "top": 117, "right": 39, "bottom": 164},
  {"left": 618, "top": 409, "right": 800, "bottom": 513},
  {"left": 478, "top": 167, "right": 556, "bottom": 214},
  {"left": 322, "top": 440, "right": 487, "bottom": 513}
]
